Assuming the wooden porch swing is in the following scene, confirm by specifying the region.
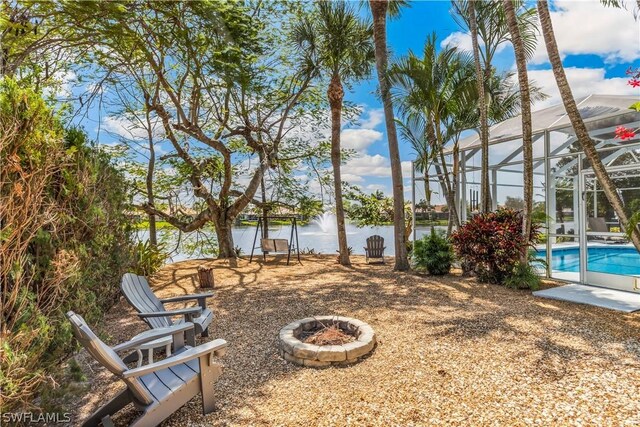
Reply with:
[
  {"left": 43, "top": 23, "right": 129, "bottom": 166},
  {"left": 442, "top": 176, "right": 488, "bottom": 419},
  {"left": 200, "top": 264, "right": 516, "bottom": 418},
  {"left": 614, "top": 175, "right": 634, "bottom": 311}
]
[{"left": 249, "top": 216, "right": 301, "bottom": 265}]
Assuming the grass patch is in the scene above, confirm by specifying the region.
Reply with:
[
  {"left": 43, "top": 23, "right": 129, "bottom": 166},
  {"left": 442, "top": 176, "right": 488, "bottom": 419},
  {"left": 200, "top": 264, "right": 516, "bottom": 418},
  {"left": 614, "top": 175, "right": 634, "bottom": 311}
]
[{"left": 134, "top": 220, "right": 175, "bottom": 230}]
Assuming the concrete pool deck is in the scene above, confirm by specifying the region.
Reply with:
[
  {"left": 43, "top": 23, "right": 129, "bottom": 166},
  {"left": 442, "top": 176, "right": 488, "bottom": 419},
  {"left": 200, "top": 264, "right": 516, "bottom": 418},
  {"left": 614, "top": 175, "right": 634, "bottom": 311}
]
[{"left": 534, "top": 283, "right": 640, "bottom": 313}]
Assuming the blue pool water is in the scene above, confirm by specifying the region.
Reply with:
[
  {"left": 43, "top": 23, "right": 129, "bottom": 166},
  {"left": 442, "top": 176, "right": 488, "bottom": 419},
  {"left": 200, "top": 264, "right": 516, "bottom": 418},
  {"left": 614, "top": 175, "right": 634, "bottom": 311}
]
[{"left": 536, "top": 246, "right": 640, "bottom": 276}]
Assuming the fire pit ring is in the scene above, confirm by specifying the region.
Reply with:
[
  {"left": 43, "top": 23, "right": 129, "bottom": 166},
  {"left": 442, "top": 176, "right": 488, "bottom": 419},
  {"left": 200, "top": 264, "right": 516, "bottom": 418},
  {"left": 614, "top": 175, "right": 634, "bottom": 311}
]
[{"left": 278, "top": 316, "right": 376, "bottom": 368}]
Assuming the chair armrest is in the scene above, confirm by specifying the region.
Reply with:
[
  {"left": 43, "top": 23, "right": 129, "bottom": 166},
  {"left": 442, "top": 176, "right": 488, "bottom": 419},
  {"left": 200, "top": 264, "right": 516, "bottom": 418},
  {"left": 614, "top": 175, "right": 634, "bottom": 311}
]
[
  {"left": 160, "top": 292, "right": 214, "bottom": 304},
  {"left": 137, "top": 307, "right": 202, "bottom": 318},
  {"left": 122, "top": 339, "right": 228, "bottom": 378},
  {"left": 112, "top": 323, "right": 195, "bottom": 353}
]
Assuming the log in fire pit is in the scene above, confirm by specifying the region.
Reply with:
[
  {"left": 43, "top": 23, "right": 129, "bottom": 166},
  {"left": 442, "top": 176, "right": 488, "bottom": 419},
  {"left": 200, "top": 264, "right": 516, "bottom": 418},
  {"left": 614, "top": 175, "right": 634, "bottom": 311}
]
[{"left": 278, "top": 316, "right": 376, "bottom": 368}]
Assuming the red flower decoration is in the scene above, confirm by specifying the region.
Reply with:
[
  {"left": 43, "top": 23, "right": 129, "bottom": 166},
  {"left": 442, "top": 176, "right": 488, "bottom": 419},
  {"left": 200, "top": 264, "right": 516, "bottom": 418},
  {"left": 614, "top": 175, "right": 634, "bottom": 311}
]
[
  {"left": 615, "top": 126, "right": 637, "bottom": 140},
  {"left": 630, "top": 78, "right": 640, "bottom": 88}
]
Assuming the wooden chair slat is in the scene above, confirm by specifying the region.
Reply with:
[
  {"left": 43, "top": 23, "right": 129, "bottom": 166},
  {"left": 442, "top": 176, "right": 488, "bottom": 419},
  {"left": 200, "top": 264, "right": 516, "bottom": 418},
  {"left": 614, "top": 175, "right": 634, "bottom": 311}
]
[{"left": 364, "top": 235, "right": 385, "bottom": 264}]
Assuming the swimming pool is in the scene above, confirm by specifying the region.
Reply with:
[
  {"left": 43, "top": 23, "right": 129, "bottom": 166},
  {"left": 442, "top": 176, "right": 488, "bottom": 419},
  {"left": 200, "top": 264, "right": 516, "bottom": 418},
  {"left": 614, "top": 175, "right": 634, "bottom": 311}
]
[{"left": 535, "top": 245, "right": 640, "bottom": 276}]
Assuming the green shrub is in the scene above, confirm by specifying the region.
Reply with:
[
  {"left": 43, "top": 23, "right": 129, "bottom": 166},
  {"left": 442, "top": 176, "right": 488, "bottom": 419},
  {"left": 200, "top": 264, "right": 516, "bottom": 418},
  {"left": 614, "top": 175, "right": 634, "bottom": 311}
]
[
  {"left": 412, "top": 228, "right": 454, "bottom": 275},
  {"left": 0, "top": 80, "right": 147, "bottom": 410},
  {"left": 451, "top": 208, "right": 542, "bottom": 284},
  {"left": 132, "top": 240, "right": 168, "bottom": 276},
  {"left": 503, "top": 260, "right": 541, "bottom": 290}
]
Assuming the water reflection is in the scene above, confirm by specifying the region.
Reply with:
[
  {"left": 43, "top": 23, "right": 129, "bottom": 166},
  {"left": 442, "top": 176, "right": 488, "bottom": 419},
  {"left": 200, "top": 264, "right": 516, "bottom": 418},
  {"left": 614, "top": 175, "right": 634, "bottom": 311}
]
[{"left": 137, "top": 223, "right": 443, "bottom": 262}]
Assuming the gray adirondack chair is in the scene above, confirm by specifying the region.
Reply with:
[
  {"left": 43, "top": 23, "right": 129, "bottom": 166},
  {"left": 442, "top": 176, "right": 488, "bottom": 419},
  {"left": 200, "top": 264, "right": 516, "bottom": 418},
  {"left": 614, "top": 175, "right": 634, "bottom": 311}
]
[
  {"left": 121, "top": 273, "right": 214, "bottom": 347},
  {"left": 66, "top": 311, "right": 227, "bottom": 427},
  {"left": 364, "top": 235, "right": 386, "bottom": 264}
]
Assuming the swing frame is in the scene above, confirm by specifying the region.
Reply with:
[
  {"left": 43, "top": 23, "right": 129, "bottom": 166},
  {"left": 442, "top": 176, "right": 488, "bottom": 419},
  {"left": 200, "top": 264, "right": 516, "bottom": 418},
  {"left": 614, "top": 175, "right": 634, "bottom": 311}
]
[{"left": 249, "top": 216, "right": 301, "bottom": 265}]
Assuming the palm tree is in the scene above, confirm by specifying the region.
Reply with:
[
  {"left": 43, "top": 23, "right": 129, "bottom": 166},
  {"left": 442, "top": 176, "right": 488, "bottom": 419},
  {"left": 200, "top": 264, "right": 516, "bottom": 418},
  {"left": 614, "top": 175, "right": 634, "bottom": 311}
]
[
  {"left": 537, "top": 0, "right": 640, "bottom": 252},
  {"left": 452, "top": 0, "right": 538, "bottom": 213},
  {"left": 293, "top": 2, "right": 375, "bottom": 265},
  {"left": 465, "top": 0, "right": 490, "bottom": 212},
  {"left": 390, "top": 35, "right": 474, "bottom": 231},
  {"left": 396, "top": 114, "right": 434, "bottom": 217},
  {"left": 369, "top": 0, "right": 409, "bottom": 270},
  {"left": 503, "top": 0, "right": 533, "bottom": 257}
]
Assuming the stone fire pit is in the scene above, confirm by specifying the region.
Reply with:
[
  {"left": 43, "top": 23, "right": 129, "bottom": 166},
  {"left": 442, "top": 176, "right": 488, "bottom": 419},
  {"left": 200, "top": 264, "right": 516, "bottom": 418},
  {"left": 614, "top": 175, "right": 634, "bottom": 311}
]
[{"left": 278, "top": 316, "right": 376, "bottom": 367}]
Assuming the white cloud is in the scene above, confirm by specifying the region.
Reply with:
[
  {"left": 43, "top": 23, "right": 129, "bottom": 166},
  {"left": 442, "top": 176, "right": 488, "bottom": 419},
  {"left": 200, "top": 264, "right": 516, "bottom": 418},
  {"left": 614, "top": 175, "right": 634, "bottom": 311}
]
[
  {"left": 440, "top": 31, "right": 507, "bottom": 54},
  {"left": 343, "top": 154, "right": 391, "bottom": 178},
  {"left": 530, "top": 1, "right": 640, "bottom": 65},
  {"left": 366, "top": 184, "right": 387, "bottom": 192},
  {"left": 102, "top": 115, "right": 164, "bottom": 141},
  {"left": 341, "top": 128, "right": 383, "bottom": 152},
  {"left": 341, "top": 155, "right": 413, "bottom": 181},
  {"left": 287, "top": 106, "right": 412, "bottom": 196},
  {"left": 441, "top": 31, "right": 474, "bottom": 52},
  {"left": 360, "top": 108, "right": 384, "bottom": 129},
  {"left": 528, "top": 67, "right": 638, "bottom": 109},
  {"left": 342, "top": 173, "right": 365, "bottom": 183}
]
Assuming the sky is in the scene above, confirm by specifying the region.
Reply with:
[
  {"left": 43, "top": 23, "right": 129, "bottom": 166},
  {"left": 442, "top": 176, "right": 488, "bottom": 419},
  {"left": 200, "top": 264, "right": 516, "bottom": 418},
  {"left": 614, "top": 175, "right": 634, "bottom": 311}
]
[{"left": 75, "top": 0, "right": 640, "bottom": 206}]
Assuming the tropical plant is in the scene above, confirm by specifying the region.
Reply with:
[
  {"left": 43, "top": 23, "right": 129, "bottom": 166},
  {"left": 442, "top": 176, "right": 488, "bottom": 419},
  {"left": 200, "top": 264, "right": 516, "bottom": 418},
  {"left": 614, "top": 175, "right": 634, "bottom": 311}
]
[
  {"left": 131, "top": 240, "right": 168, "bottom": 277},
  {"left": 391, "top": 34, "right": 475, "bottom": 231},
  {"left": 626, "top": 212, "right": 640, "bottom": 241},
  {"left": 412, "top": 228, "right": 454, "bottom": 275},
  {"left": 503, "top": 257, "right": 542, "bottom": 291},
  {"left": 451, "top": 208, "right": 542, "bottom": 284},
  {"left": 369, "top": 0, "right": 410, "bottom": 271},
  {"left": 344, "top": 187, "right": 412, "bottom": 241},
  {"left": 466, "top": 0, "right": 490, "bottom": 212},
  {"left": 451, "top": 0, "right": 539, "bottom": 213},
  {"left": 345, "top": 188, "right": 395, "bottom": 226},
  {"left": 293, "top": 1, "right": 375, "bottom": 266},
  {"left": 396, "top": 117, "right": 434, "bottom": 213},
  {"left": 296, "top": 196, "right": 325, "bottom": 223},
  {"left": 537, "top": 0, "right": 640, "bottom": 252}
]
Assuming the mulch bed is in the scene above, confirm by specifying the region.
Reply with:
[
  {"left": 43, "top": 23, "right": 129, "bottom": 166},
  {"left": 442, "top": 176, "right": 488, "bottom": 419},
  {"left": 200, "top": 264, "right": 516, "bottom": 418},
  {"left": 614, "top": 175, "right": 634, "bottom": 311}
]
[{"left": 68, "top": 255, "right": 640, "bottom": 426}]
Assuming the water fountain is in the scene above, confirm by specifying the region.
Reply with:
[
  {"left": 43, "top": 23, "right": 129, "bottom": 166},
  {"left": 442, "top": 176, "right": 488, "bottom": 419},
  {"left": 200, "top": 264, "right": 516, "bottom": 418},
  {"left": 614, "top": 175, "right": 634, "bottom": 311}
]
[{"left": 312, "top": 211, "right": 337, "bottom": 234}]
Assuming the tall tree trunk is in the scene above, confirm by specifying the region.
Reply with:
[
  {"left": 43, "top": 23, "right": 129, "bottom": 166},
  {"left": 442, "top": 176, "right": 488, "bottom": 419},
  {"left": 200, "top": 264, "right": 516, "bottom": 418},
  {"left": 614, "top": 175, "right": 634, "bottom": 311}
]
[
  {"left": 370, "top": 0, "right": 409, "bottom": 270},
  {"left": 538, "top": 0, "right": 640, "bottom": 252},
  {"left": 259, "top": 152, "right": 269, "bottom": 239},
  {"left": 328, "top": 73, "right": 350, "bottom": 265},
  {"left": 424, "top": 170, "right": 431, "bottom": 221},
  {"left": 451, "top": 140, "right": 460, "bottom": 231},
  {"left": 438, "top": 148, "right": 461, "bottom": 232},
  {"left": 433, "top": 120, "right": 461, "bottom": 231},
  {"left": 504, "top": 0, "right": 533, "bottom": 261},
  {"left": 144, "top": 108, "right": 157, "bottom": 247},
  {"left": 214, "top": 212, "right": 236, "bottom": 259},
  {"left": 469, "top": 0, "right": 491, "bottom": 213},
  {"left": 427, "top": 119, "right": 460, "bottom": 233}
]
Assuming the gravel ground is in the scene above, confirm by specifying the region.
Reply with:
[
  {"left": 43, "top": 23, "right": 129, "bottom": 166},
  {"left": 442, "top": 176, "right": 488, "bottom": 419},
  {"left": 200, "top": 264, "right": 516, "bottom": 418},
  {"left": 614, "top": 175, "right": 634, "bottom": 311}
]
[{"left": 72, "top": 255, "right": 640, "bottom": 426}]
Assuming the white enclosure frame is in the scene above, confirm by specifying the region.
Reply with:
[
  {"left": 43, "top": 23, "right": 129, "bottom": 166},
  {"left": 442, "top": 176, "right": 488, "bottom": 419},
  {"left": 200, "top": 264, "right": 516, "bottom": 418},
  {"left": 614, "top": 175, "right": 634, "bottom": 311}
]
[{"left": 411, "top": 95, "right": 640, "bottom": 292}]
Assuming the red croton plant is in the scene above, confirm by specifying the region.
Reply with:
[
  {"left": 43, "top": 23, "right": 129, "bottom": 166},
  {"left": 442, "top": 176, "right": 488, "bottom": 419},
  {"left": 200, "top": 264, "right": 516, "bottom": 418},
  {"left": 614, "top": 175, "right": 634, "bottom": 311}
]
[{"left": 451, "top": 208, "right": 542, "bottom": 284}]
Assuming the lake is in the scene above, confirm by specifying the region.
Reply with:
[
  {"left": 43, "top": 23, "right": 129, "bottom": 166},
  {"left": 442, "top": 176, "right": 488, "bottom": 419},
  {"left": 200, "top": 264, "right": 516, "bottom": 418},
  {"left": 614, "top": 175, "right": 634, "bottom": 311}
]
[{"left": 137, "top": 214, "right": 443, "bottom": 262}]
